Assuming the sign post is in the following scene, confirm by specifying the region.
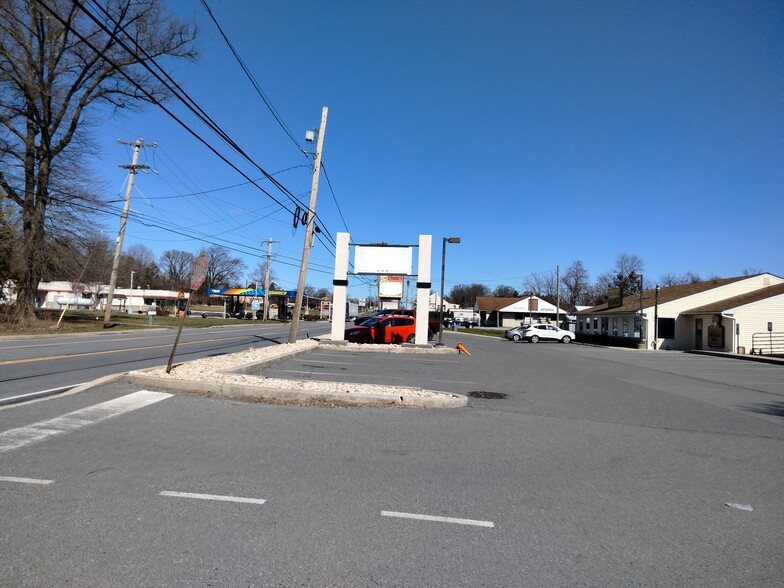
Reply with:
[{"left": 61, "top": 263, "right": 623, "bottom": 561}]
[{"left": 166, "top": 253, "right": 209, "bottom": 373}]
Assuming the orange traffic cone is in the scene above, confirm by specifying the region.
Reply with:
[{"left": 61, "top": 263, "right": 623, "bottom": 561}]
[{"left": 456, "top": 342, "right": 471, "bottom": 356}]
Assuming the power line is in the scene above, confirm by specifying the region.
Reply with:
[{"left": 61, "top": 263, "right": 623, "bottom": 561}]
[
  {"left": 320, "top": 162, "right": 351, "bottom": 234},
  {"left": 59, "top": 0, "right": 309, "bottom": 217},
  {"left": 198, "top": 0, "right": 306, "bottom": 157},
  {"left": 34, "top": 1, "right": 357, "bottom": 285}
]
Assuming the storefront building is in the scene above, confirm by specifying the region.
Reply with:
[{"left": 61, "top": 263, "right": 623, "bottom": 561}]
[{"left": 575, "top": 273, "right": 784, "bottom": 353}]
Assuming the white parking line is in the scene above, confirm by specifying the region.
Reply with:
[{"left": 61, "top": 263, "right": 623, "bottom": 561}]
[
  {"left": 0, "top": 390, "right": 172, "bottom": 453},
  {"left": 0, "top": 476, "right": 54, "bottom": 485},
  {"left": 381, "top": 510, "right": 494, "bottom": 528},
  {"left": 160, "top": 490, "right": 267, "bottom": 505}
]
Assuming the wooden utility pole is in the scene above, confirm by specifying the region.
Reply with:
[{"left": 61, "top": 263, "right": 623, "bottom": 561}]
[
  {"left": 262, "top": 236, "right": 279, "bottom": 321},
  {"left": 289, "top": 106, "right": 327, "bottom": 343},
  {"left": 103, "top": 139, "right": 154, "bottom": 328}
]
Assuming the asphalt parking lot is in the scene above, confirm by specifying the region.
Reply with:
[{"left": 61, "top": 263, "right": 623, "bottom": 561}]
[
  {"left": 3, "top": 331, "right": 783, "bottom": 586},
  {"left": 260, "top": 332, "right": 784, "bottom": 426}
]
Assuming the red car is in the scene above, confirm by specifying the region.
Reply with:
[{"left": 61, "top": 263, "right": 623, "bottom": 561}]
[{"left": 344, "top": 315, "right": 419, "bottom": 344}]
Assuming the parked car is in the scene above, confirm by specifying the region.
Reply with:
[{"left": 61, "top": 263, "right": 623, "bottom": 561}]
[
  {"left": 353, "top": 309, "right": 401, "bottom": 325},
  {"left": 504, "top": 324, "right": 531, "bottom": 341},
  {"left": 523, "top": 323, "right": 574, "bottom": 343},
  {"left": 356, "top": 309, "right": 442, "bottom": 333},
  {"left": 345, "top": 315, "right": 429, "bottom": 344}
]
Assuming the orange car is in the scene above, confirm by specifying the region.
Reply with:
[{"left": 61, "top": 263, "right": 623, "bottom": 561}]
[{"left": 344, "top": 315, "right": 419, "bottom": 344}]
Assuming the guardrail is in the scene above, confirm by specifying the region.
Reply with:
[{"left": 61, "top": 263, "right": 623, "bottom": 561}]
[{"left": 750, "top": 332, "right": 784, "bottom": 355}]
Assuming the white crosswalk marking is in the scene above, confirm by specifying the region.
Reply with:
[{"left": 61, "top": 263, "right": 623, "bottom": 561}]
[{"left": 0, "top": 390, "right": 171, "bottom": 453}]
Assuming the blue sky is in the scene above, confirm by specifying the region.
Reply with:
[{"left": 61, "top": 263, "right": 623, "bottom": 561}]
[{"left": 93, "top": 1, "right": 784, "bottom": 298}]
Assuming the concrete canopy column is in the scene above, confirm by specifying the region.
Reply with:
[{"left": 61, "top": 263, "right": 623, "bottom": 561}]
[
  {"left": 330, "top": 232, "right": 350, "bottom": 341},
  {"left": 415, "top": 235, "right": 432, "bottom": 344}
]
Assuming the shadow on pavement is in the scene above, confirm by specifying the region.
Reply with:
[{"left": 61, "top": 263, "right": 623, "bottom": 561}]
[{"left": 744, "top": 401, "right": 784, "bottom": 418}]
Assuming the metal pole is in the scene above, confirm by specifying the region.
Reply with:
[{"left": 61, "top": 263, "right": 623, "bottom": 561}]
[
  {"left": 262, "top": 237, "right": 277, "bottom": 321},
  {"left": 556, "top": 264, "right": 560, "bottom": 328},
  {"left": 639, "top": 274, "right": 644, "bottom": 345},
  {"left": 129, "top": 270, "right": 135, "bottom": 314},
  {"left": 438, "top": 238, "right": 447, "bottom": 346},
  {"left": 653, "top": 285, "right": 659, "bottom": 348}
]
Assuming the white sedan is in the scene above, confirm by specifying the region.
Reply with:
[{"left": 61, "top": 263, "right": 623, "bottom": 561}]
[{"left": 523, "top": 323, "right": 574, "bottom": 343}]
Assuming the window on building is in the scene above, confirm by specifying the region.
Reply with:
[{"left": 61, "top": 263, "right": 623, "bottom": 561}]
[
  {"left": 593, "top": 318, "right": 598, "bottom": 331},
  {"left": 658, "top": 318, "right": 675, "bottom": 339},
  {"left": 612, "top": 317, "right": 618, "bottom": 336},
  {"left": 601, "top": 317, "right": 608, "bottom": 334},
  {"left": 579, "top": 319, "right": 584, "bottom": 332},
  {"left": 622, "top": 318, "right": 629, "bottom": 336}
]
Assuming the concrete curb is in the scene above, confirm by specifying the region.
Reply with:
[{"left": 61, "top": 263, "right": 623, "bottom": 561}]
[
  {"left": 124, "top": 373, "right": 466, "bottom": 408},
  {"left": 126, "top": 338, "right": 467, "bottom": 408},
  {"left": 687, "top": 349, "right": 784, "bottom": 366}
]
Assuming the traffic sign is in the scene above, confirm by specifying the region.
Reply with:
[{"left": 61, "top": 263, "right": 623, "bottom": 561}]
[{"left": 191, "top": 252, "right": 209, "bottom": 290}]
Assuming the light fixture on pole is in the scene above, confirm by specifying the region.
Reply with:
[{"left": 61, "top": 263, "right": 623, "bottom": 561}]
[{"left": 437, "top": 237, "right": 460, "bottom": 346}]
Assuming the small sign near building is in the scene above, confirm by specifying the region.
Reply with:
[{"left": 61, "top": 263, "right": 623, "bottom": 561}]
[{"left": 608, "top": 288, "right": 622, "bottom": 309}]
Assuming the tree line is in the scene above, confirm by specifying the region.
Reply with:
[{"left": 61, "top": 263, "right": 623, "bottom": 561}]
[{"left": 447, "top": 253, "right": 731, "bottom": 312}]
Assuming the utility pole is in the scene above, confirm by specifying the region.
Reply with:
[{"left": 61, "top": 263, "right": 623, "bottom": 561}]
[
  {"left": 289, "top": 106, "right": 327, "bottom": 343},
  {"left": 262, "top": 237, "right": 279, "bottom": 321},
  {"left": 103, "top": 139, "right": 154, "bottom": 328}
]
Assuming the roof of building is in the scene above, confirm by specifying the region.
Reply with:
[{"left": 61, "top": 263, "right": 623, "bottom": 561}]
[
  {"left": 475, "top": 295, "right": 569, "bottom": 314},
  {"left": 575, "top": 275, "right": 752, "bottom": 315},
  {"left": 681, "top": 282, "right": 784, "bottom": 315},
  {"left": 475, "top": 296, "right": 525, "bottom": 312}
]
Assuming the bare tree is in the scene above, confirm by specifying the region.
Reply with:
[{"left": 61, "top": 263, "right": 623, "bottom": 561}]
[
  {"left": 493, "top": 284, "right": 520, "bottom": 297},
  {"left": 561, "top": 260, "right": 590, "bottom": 310},
  {"left": 0, "top": 200, "right": 19, "bottom": 300},
  {"left": 524, "top": 270, "right": 559, "bottom": 304},
  {"left": 658, "top": 272, "right": 680, "bottom": 288},
  {"left": 659, "top": 270, "right": 702, "bottom": 287},
  {"left": 204, "top": 245, "right": 245, "bottom": 290},
  {"left": 121, "top": 243, "right": 160, "bottom": 289},
  {"left": 0, "top": 0, "right": 196, "bottom": 321},
  {"left": 247, "top": 260, "right": 277, "bottom": 291},
  {"left": 160, "top": 249, "right": 193, "bottom": 289},
  {"left": 585, "top": 272, "right": 614, "bottom": 306},
  {"left": 609, "top": 253, "right": 645, "bottom": 294},
  {"left": 448, "top": 283, "right": 490, "bottom": 308}
]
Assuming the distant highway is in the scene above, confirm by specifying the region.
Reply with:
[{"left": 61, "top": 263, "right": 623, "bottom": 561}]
[{"left": 0, "top": 322, "right": 332, "bottom": 402}]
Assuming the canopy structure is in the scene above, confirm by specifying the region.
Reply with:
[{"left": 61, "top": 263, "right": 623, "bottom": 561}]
[{"left": 206, "top": 288, "right": 297, "bottom": 297}]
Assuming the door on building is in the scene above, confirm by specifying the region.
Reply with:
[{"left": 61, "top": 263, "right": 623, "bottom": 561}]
[{"left": 694, "top": 318, "right": 703, "bottom": 350}]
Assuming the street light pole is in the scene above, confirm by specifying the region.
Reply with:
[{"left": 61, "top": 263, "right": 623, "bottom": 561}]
[
  {"left": 438, "top": 237, "right": 460, "bottom": 346},
  {"left": 653, "top": 284, "right": 660, "bottom": 348},
  {"left": 631, "top": 272, "right": 644, "bottom": 346},
  {"left": 129, "top": 270, "right": 135, "bottom": 314}
]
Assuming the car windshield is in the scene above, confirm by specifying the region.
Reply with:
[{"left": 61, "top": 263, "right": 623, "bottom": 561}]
[{"left": 360, "top": 317, "right": 379, "bottom": 326}]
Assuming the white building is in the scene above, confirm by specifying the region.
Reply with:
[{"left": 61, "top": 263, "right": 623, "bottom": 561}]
[
  {"left": 35, "top": 281, "right": 187, "bottom": 313},
  {"left": 428, "top": 292, "right": 459, "bottom": 312},
  {"left": 575, "top": 273, "right": 784, "bottom": 353},
  {"left": 476, "top": 295, "right": 571, "bottom": 328}
]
